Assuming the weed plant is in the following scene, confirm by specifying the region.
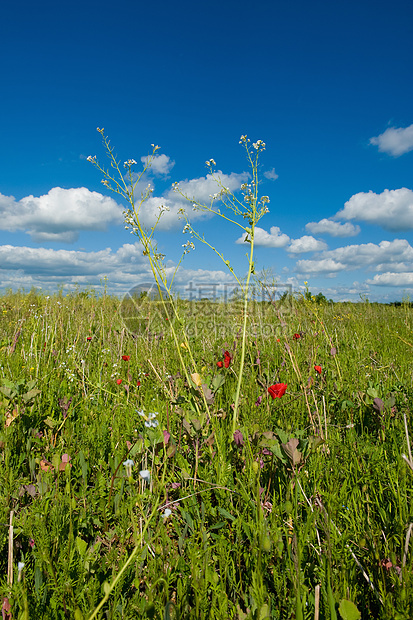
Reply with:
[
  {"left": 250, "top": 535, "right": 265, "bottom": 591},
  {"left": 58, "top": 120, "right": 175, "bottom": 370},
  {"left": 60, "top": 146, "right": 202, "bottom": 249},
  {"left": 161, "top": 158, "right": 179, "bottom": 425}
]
[{"left": 1, "top": 133, "right": 413, "bottom": 619}]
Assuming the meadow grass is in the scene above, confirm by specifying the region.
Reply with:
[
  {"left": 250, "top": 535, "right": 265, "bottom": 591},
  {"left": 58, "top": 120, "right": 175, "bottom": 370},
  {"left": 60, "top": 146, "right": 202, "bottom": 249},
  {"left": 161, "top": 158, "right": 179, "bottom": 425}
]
[{"left": 1, "top": 289, "right": 413, "bottom": 619}]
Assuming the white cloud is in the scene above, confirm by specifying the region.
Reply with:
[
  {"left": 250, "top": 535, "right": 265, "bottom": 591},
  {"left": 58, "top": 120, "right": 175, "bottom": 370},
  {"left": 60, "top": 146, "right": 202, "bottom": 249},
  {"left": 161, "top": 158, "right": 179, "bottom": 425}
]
[
  {"left": 296, "top": 258, "right": 346, "bottom": 273},
  {"left": 305, "top": 218, "right": 360, "bottom": 237},
  {"left": 370, "top": 124, "right": 413, "bottom": 157},
  {"left": 0, "top": 242, "right": 241, "bottom": 296},
  {"left": 367, "top": 272, "right": 413, "bottom": 286},
  {"left": 138, "top": 171, "right": 248, "bottom": 231},
  {"left": 175, "top": 171, "right": 247, "bottom": 204},
  {"left": 141, "top": 154, "right": 175, "bottom": 176},
  {"left": 296, "top": 238, "right": 413, "bottom": 274},
  {"left": 0, "top": 188, "right": 123, "bottom": 243},
  {"left": 263, "top": 168, "right": 279, "bottom": 180},
  {"left": 336, "top": 188, "right": 413, "bottom": 232},
  {"left": 288, "top": 235, "right": 328, "bottom": 254},
  {"left": 236, "top": 226, "right": 290, "bottom": 247}
]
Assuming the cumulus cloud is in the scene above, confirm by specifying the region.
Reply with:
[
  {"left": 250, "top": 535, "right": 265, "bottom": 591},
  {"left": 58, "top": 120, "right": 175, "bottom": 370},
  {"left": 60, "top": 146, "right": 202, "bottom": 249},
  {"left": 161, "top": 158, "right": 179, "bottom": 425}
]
[
  {"left": 0, "top": 243, "right": 239, "bottom": 296},
  {"left": 236, "top": 226, "right": 290, "bottom": 247},
  {"left": 140, "top": 171, "right": 248, "bottom": 231},
  {"left": 175, "top": 171, "right": 247, "bottom": 204},
  {"left": 0, "top": 188, "right": 123, "bottom": 243},
  {"left": 0, "top": 166, "right": 249, "bottom": 240},
  {"left": 287, "top": 236, "right": 328, "bottom": 254},
  {"left": 370, "top": 124, "right": 413, "bottom": 157},
  {"left": 141, "top": 154, "right": 175, "bottom": 176},
  {"left": 336, "top": 188, "right": 413, "bottom": 232},
  {"left": 296, "top": 258, "right": 346, "bottom": 274},
  {"left": 263, "top": 168, "right": 279, "bottom": 180},
  {"left": 305, "top": 218, "right": 360, "bottom": 237},
  {"left": 296, "top": 238, "right": 413, "bottom": 274},
  {"left": 367, "top": 272, "right": 413, "bottom": 286}
]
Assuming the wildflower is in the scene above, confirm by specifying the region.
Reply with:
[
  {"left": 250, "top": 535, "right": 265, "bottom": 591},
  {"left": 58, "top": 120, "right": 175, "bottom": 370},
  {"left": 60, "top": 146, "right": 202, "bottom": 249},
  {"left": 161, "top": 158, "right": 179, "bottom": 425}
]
[
  {"left": 224, "top": 350, "right": 232, "bottom": 368},
  {"left": 29, "top": 538, "right": 35, "bottom": 548},
  {"left": 233, "top": 429, "right": 244, "bottom": 447},
  {"left": 116, "top": 378, "right": 122, "bottom": 385},
  {"left": 18, "top": 562, "right": 25, "bottom": 581},
  {"left": 86, "top": 336, "right": 92, "bottom": 341},
  {"left": 314, "top": 365, "right": 322, "bottom": 374},
  {"left": 293, "top": 333, "right": 301, "bottom": 340},
  {"left": 122, "top": 355, "right": 130, "bottom": 361},
  {"left": 217, "top": 361, "right": 223, "bottom": 368},
  {"left": 268, "top": 383, "right": 288, "bottom": 399},
  {"left": 161, "top": 508, "right": 172, "bottom": 518},
  {"left": 255, "top": 396, "right": 263, "bottom": 406},
  {"left": 123, "top": 459, "right": 134, "bottom": 477},
  {"left": 139, "top": 469, "right": 151, "bottom": 483},
  {"left": 252, "top": 140, "right": 266, "bottom": 150},
  {"left": 136, "top": 380, "right": 141, "bottom": 387},
  {"left": 137, "top": 409, "right": 159, "bottom": 428}
]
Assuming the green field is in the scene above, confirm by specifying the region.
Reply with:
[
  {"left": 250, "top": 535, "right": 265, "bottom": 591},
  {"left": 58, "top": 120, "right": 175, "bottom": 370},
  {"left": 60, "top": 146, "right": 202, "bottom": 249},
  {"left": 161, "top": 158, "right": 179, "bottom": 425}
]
[{"left": 1, "top": 289, "right": 413, "bottom": 619}]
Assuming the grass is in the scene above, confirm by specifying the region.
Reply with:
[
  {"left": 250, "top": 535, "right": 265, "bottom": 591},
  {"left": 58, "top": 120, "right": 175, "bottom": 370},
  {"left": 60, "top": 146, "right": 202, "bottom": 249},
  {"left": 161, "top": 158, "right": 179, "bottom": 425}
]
[{"left": 1, "top": 289, "right": 413, "bottom": 619}]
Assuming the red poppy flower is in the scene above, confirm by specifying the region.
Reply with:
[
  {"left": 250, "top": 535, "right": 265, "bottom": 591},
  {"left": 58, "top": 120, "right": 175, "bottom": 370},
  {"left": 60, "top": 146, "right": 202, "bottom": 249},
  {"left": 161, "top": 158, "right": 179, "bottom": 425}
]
[
  {"left": 224, "top": 350, "right": 232, "bottom": 368},
  {"left": 116, "top": 378, "right": 122, "bottom": 385},
  {"left": 293, "top": 333, "right": 300, "bottom": 340},
  {"left": 122, "top": 355, "right": 130, "bottom": 361},
  {"left": 314, "top": 365, "right": 322, "bottom": 374},
  {"left": 86, "top": 336, "right": 92, "bottom": 341},
  {"left": 217, "top": 361, "right": 224, "bottom": 368},
  {"left": 268, "top": 383, "right": 288, "bottom": 399},
  {"left": 136, "top": 380, "right": 141, "bottom": 387}
]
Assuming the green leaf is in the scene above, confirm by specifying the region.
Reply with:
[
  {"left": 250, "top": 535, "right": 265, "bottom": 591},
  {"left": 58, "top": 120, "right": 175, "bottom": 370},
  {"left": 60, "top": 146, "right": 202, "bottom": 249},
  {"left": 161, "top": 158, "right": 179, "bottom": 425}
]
[
  {"left": 75, "top": 536, "right": 88, "bottom": 556},
  {"left": 338, "top": 599, "right": 361, "bottom": 620},
  {"left": 0, "top": 387, "right": 14, "bottom": 399},
  {"left": 211, "top": 373, "right": 225, "bottom": 391},
  {"left": 209, "top": 521, "right": 226, "bottom": 530},
  {"left": 22, "top": 388, "right": 41, "bottom": 403},
  {"left": 217, "top": 506, "right": 235, "bottom": 521}
]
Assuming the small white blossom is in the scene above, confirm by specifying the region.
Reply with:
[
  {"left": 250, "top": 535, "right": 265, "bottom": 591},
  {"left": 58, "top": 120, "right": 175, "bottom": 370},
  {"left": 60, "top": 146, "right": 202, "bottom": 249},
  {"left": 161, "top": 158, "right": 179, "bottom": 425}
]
[
  {"left": 87, "top": 155, "right": 96, "bottom": 163},
  {"left": 123, "top": 459, "right": 134, "bottom": 476},
  {"left": 124, "top": 159, "right": 137, "bottom": 167},
  {"left": 161, "top": 508, "right": 172, "bottom": 518},
  {"left": 139, "top": 469, "right": 151, "bottom": 483},
  {"left": 138, "top": 409, "right": 159, "bottom": 428},
  {"left": 252, "top": 140, "right": 266, "bottom": 150}
]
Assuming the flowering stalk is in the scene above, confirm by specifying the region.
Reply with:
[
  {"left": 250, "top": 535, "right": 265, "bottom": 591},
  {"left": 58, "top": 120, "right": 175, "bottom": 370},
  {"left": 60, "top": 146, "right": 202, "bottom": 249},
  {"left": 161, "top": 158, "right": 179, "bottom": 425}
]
[
  {"left": 174, "top": 136, "right": 270, "bottom": 434},
  {"left": 88, "top": 129, "right": 210, "bottom": 418}
]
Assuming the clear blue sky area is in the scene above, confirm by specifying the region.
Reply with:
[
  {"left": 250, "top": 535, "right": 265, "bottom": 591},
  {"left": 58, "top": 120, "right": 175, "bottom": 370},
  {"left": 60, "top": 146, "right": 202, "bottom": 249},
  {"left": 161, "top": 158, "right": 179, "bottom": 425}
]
[{"left": 1, "top": 0, "right": 413, "bottom": 301}]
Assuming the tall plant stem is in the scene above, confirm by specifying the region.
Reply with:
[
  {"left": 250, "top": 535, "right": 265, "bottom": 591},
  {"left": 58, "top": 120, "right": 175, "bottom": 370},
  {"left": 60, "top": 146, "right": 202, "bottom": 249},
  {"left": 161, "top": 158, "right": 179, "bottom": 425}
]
[{"left": 232, "top": 233, "right": 255, "bottom": 435}]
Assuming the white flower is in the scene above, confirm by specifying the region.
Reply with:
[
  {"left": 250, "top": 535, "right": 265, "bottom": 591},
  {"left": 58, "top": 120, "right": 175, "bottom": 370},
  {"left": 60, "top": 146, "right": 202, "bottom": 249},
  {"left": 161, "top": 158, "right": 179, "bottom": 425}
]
[
  {"left": 161, "top": 508, "right": 172, "bottom": 518},
  {"left": 252, "top": 140, "right": 266, "bottom": 150},
  {"left": 139, "top": 469, "right": 151, "bottom": 483},
  {"left": 124, "top": 159, "right": 137, "bottom": 167},
  {"left": 138, "top": 409, "right": 159, "bottom": 428},
  {"left": 87, "top": 155, "right": 96, "bottom": 163},
  {"left": 18, "top": 562, "right": 25, "bottom": 572},
  {"left": 123, "top": 459, "right": 134, "bottom": 477}
]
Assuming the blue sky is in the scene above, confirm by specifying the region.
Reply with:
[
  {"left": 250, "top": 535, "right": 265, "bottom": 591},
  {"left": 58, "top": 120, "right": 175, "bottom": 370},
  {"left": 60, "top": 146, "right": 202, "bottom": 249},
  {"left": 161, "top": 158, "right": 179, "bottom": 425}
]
[{"left": 1, "top": 0, "right": 413, "bottom": 301}]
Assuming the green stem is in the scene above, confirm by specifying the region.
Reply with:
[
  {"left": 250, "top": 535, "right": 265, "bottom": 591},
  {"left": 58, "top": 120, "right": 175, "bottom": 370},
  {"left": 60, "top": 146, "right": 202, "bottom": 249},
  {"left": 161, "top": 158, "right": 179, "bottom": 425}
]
[{"left": 231, "top": 228, "right": 255, "bottom": 435}]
